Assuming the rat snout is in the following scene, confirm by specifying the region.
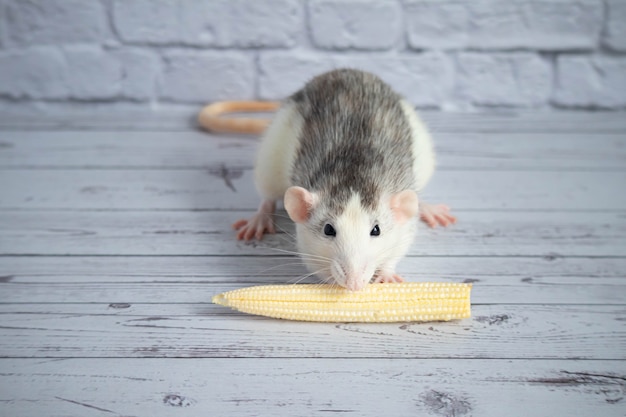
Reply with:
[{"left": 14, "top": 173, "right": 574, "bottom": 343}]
[
  {"left": 345, "top": 275, "right": 366, "bottom": 292},
  {"left": 331, "top": 261, "right": 369, "bottom": 291}
]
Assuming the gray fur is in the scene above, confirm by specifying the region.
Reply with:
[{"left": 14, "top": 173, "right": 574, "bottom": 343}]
[{"left": 288, "top": 69, "right": 416, "bottom": 215}]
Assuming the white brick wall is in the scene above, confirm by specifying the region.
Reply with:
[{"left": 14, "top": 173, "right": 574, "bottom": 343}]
[{"left": 0, "top": 0, "right": 624, "bottom": 111}]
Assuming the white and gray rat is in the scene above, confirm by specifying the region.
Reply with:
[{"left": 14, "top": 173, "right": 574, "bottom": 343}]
[{"left": 233, "top": 69, "right": 455, "bottom": 291}]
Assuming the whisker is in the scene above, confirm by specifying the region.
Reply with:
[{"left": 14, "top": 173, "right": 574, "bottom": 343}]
[
  {"left": 268, "top": 247, "right": 334, "bottom": 262},
  {"left": 377, "top": 235, "right": 416, "bottom": 259},
  {"left": 255, "top": 262, "right": 310, "bottom": 276},
  {"left": 272, "top": 212, "right": 294, "bottom": 221},
  {"left": 288, "top": 266, "right": 329, "bottom": 285},
  {"left": 273, "top": 221, "right": 297, "bottom": 242}
]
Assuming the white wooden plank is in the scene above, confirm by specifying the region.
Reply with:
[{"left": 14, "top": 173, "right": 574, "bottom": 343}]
[
  {"left": 2, "top": 169, "right": 625, "bottom": 210},
  {"left": 1, "top": 130, "right": 625, "bottom": 170},
  {"left": 0, "top": 109, "right": 625, "bottom": 132},
  {"left": 1, "top": 210, "right": 624, "bottom": 256},
  {"left": 1, "top": 257, "right": 625, "bottom": 305},
  {"left": 0, "top": 303, "right": 623, "bottom": 359},
  {"left": 0, "top": 358, "right": 624, "bottom": 416}
]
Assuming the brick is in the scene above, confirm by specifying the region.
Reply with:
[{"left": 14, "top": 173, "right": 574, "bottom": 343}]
[
  {"left": 110, "top": 49, "right": 160, "bottom": 101},
  {"left": 65, "top": 47, "right": 159, "bottom": 101},
  {"left": 0, "top": 47, "right": 68, "bottom": 99},
  {"left": 456, "top": 53, "right": 551, "bottom": 107},
  {"left": 6, "top": 0, "right": 107, "bottom": 46},
  {"left": 203, "top": 0, "right": 300, "bottom": 47},
  {"left": 308, "top": 0, "right": 401, "bottom": 50},
  {"left": 553, "top": 55, "right": 626, "bottom": 108},
  {"left": 604, "top": 0, "right": 626, "bottom": 51},
  {"left": 62, "top": 45, "right": 121, "bottom": 100},
  {"left": 405, "top": 0, "right": 603, "bottom": 51},
  {"left": 113, "top": 0, "right": 300, "bottom": 47},
  {"left": 0, "top": 0, "right": 6, "bottom": 48},
  {"left": 112, "top": 0, "right": 180, "bottom": 44},
  {"left": 259, "top": 54, "right": 337, "bottom": 99},
  {"left": 159, "top": 51, "right": 254, "bottom": 103}
]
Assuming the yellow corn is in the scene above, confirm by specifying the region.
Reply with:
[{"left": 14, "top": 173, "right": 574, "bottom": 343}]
[{"left": 212, "top": 282, "right": 472, "bottom": 322}]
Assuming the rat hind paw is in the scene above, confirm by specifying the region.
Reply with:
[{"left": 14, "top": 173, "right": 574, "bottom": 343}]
[
  {"left": 419, "top": 202, "right": 457, "bottom": 228},
  {"left": 232, "top": 214, "right": 275, "bottom": 241}
]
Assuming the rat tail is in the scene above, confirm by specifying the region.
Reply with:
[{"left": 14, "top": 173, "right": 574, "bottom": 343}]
[{"left": 198, "top": 101, "right": 281, "bottom": 135}]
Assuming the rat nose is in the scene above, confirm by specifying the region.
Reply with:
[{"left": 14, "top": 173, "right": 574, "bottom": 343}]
[{"left": 332, "top": 261, "right": 368, "bottom": 291}]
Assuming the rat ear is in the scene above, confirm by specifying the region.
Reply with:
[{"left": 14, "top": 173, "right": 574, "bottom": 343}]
[
  {"left": 284, "top": 186, "right": 318, "bottom": 224},
  {"left": 390, "top": 190, "right": 418, "bottom": 224}
]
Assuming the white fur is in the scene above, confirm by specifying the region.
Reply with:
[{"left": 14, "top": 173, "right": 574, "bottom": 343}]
[
  {"left": 254, "top": 102, "right": 303, "bottom": 200},
  {"left": 399, "top": 100, "right": 436, "bottom": 192}
]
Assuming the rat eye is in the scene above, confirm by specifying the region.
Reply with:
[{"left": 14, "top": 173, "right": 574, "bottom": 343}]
[
  {"left": 370, "top": 225, "right": 380, "bottom": 236},
  {"left": 324, "top": 224, "right": 336, "bottom": 237}
]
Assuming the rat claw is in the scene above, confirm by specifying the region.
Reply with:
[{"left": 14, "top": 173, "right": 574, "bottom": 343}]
[
  {"left": 420, "top": 213, "right": 437, "bottom": 228},
  {"left": 232, "top": 219, "right": 248, "bottom": 230},
  {"left": 236, "top": 228, "right": 248, "bottom": 241},
  {"left": 433, "top": 214, "right": 449, "bottom": 227}
]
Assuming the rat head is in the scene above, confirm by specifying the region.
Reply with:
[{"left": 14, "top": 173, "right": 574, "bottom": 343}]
[{"left": 284, "top": 186, "right": 418, "bottom": 291}]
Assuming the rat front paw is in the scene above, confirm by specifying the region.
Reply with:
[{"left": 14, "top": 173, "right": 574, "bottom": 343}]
[{"left": 232, "top": 215, "right": 275, "bottom": 241}]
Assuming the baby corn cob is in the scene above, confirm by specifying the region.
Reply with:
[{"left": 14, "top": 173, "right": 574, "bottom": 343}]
[{"left": 212, "top": 282, "right": 472, "bottom": 323}]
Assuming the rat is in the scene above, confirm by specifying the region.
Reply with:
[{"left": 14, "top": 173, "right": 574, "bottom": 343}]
[{"left": 202, "top": 69, "right": 456, "bottom": 291}]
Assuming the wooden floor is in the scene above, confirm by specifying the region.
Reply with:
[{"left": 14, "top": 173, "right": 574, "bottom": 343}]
[{"left": 0, "top": 110, "right": 625, "bottom": 416}]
